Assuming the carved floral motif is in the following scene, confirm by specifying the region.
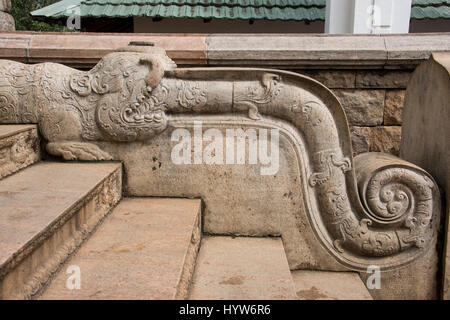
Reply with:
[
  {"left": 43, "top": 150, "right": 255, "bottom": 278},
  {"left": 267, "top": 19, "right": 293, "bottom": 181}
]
[
  {"left": 176, "top": 81, "right": 207, "bottom": 110},
  {"left": 309, "top": 150, "right": 352, "bottom": 187},
  {"left": 234, "top": 73, "right": 282, "bottom": 120}
]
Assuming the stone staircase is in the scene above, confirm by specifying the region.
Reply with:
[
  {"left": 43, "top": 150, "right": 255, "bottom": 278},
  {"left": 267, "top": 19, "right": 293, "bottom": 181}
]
[
  {"left": 0, "top": 125, "right": 122, "bottom": 299},
  {"left": 38, "top": 198, "right": 201, "bottom": 300},
  {"left": 189, "top": 236, "right": 297, "bottom": 300},
  {"left": 0, "top": 125, "right": 372, "bottom": 300}
]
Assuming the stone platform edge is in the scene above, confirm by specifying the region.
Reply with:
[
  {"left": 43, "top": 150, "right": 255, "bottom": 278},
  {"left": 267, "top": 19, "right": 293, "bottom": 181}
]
[{"left": 0, "top": 32, "right": 449, "bottom": 69}]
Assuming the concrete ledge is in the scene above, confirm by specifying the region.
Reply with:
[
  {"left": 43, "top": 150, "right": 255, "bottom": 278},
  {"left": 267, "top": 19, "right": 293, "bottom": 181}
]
[
  {"left": 207, "top": 33, "right": 450, "bottom": 69},
  {"left": 0, "top": 32, "right": 207, "bottom": 68},
  {"left": 0, "top": 32, "right": 448, "bottom": 69},
  {"left": 207, "top": 34, "right": 387, "bottom": 68}
]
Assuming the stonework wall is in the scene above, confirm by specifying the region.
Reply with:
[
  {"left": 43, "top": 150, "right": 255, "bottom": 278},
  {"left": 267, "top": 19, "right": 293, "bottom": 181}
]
[
  {"left": 0, "top": 32, "right": 448, "bottom": 157},
  {"left": 299, "top": 70, "right": 409, "bottom": 156},
  {"left": 0, "top": 0, "right": 14, "bottom": 32}
]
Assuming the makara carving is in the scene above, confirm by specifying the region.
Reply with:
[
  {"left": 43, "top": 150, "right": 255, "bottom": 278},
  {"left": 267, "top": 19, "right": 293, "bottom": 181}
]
[{"left": 0, "top": 44, "right": 440, "bottom": 270}]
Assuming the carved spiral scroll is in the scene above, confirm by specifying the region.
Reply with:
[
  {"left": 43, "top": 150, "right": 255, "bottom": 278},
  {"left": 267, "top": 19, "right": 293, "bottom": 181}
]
[{"left": 353, "top": 153, "right": 437, "bottom": 252}]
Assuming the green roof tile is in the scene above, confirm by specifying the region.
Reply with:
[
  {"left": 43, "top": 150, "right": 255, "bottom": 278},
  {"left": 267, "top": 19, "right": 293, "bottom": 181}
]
[
  {"left": 412, "top": 2, "right": 450, "bottom": 19},
  {"left": 31, "top": 0, "right": 450, "bottom": 21}
]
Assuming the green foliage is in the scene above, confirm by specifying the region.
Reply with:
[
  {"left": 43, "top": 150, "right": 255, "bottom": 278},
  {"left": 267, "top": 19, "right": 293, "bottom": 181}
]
[{"left": 11, "top": 0, "right": 69, "bottom": 31}]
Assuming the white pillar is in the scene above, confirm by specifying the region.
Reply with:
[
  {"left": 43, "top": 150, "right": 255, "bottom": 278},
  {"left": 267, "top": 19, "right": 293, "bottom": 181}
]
[
  {"left": 325, "top": 0, "right": 354, "bottom": 34},
  {"left": 325, "top": 0, "right": 412, "bottom": 34}
]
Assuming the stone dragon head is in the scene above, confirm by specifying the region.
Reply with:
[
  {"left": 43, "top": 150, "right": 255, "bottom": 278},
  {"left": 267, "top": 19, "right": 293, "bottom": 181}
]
[{"left": 91, "top": 43, "right": 177, "bottom": 142}]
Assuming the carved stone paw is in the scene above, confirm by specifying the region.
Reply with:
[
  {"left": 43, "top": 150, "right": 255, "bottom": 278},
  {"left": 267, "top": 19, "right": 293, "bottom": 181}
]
[{"left": 46, "top": 142, "right": 113, "bottom": 161}]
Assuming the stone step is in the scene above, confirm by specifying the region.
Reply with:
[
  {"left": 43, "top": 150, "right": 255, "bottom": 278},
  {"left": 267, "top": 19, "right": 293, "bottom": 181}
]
[
  {"left": 292, "top": 270, "right": 373, "bottom": 300},
  {"left": 189, "top": 236, "right": 297, "bottom": 300},
  {"left": 0, "top": 162, "right": 122, "bottom": 299},
  {"left": 0, "top": 125, "right": 40, "bottom": 180},
  {"left": 38, "top": 197, "right": 202, "bottom": 300}
]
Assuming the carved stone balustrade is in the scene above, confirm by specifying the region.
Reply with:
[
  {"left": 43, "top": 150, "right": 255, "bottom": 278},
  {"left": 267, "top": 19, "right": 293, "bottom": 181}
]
[{"left": 0, "top": 43, "right": 442, "bottom": 299}]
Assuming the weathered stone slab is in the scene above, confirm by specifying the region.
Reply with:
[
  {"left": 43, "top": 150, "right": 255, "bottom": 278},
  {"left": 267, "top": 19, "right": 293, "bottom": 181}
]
[
  {"left": 384, "top": 90, "right": 405, "bottom": 125},
  {"left": 370, "top": 126, "right": 402, "bottom": 156},
  {"left": 385, "top": 34, "right": 450, "bottom": 62},
  {"left": 359, "top": 242, "right": 439, "bottom": 300},
  {"left": 0, "top": 33, "right": 30, "bottom": 63},
  {"left": 0, "top": 125, "right": 40, "bottom": 179},
  {"left": 400, "top": 52, "right": 450, "bottom": 300},
  {"left": 0, "top": 11, "right": 14, "bottom": 31},
  {"left": 189, "top": 236, "right": 297, "bottom": 300},
  {"left": 292, "top": 270, "right": 372, "bottom": 300},
  {"left": 299, "top": 70, "right": 355, "bottom": 89},
  {"left": 334, "top": 90, "right": 385, "bottom": 126},
  {"left": 207, "top": 35, "right": 387, "bottom": 68},
  {"left": 0, "top": 162, "right": 122, "bottom": 299},
  {"left": 356, "top": 71, "right": 412, "bottom": 89},
  {"left": 39, "top": 198, "right": 201, "bottom": 300},
  {"left": 351, "top": 126, "right": 402, "bottom": 156},
  {"left": 112, "top": 118, "right": 346, "bottom": 272},
  {"left": 0, "top": 33, "right": 450, "bottom": 69},
  {"left": 28, "top": 33, "right": 207, "bottom": 67},
  {"left": 350, "top": 126, "right": 371, "bottom": 156},
  {"left": 0, "top": 0, "right": 11, "bottom": 13}
]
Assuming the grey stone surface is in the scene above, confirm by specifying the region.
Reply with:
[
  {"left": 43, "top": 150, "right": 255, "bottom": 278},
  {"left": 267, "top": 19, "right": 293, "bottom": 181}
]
[
  {"left": 0, "top": 162, "right": 122, "bottom": 299},
  {"left": 350, "top": 126, "right": 371, "bottom": 156},
  {"left": 0, "top": 11, "right": 14, "bottom": 31},
  {"left": 400, "top": 52, "right": 450, "bottom": 300},
  {"left": 206, "top": 34, "right": 387, "bottom": 67},
  {"left": 356, "top": 71, "right": 412, "bottom": 89},
  {"left": 384, "top": 90, "right": 405, "bottom": 125},
  {"left": 370, "top": 126, "right": 402, "bottom": 156},
  {"left": 39, "top": 198, "right": 201, "bottom": 300},
  {"left": 189, "top": 236, "right": 297, "bottom": 300},
  {"left": 114, "top": 119, "right": 346, "bottom": 272},
  {"left": 0, "top": 44, "right": 442, "bottom": 299},
  {"left": 359, "top": 241, "right": 439, "bottom": 300},
  {"left": 385, "top": 34, "right": 450, "bottom": 62},
  {"left": 292, "top": 270, "right": 372, "bottom": 300},
  {"left": 0, "top": 0, "right": 11, "bottom": 13},
  {"left": 0, "top": 125, "right": 40, "bottom": 179},
  {"left": 299, "top": 70, "right": 355, "bottom": 89},
  {"left": 0, "top": 33, "right": 449, "bottom": 69},
  {"left": 334, "top": 90, "right": 385, "bottom": 126}
]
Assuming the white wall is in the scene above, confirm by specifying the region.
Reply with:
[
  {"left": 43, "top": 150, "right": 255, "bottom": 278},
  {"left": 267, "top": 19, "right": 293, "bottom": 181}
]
[
  {"left": 326, "top": 0, "right": 412, "bottom": 34},
  {"left": 325, "top": 0, "right": 354, "bottom": 34}
]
